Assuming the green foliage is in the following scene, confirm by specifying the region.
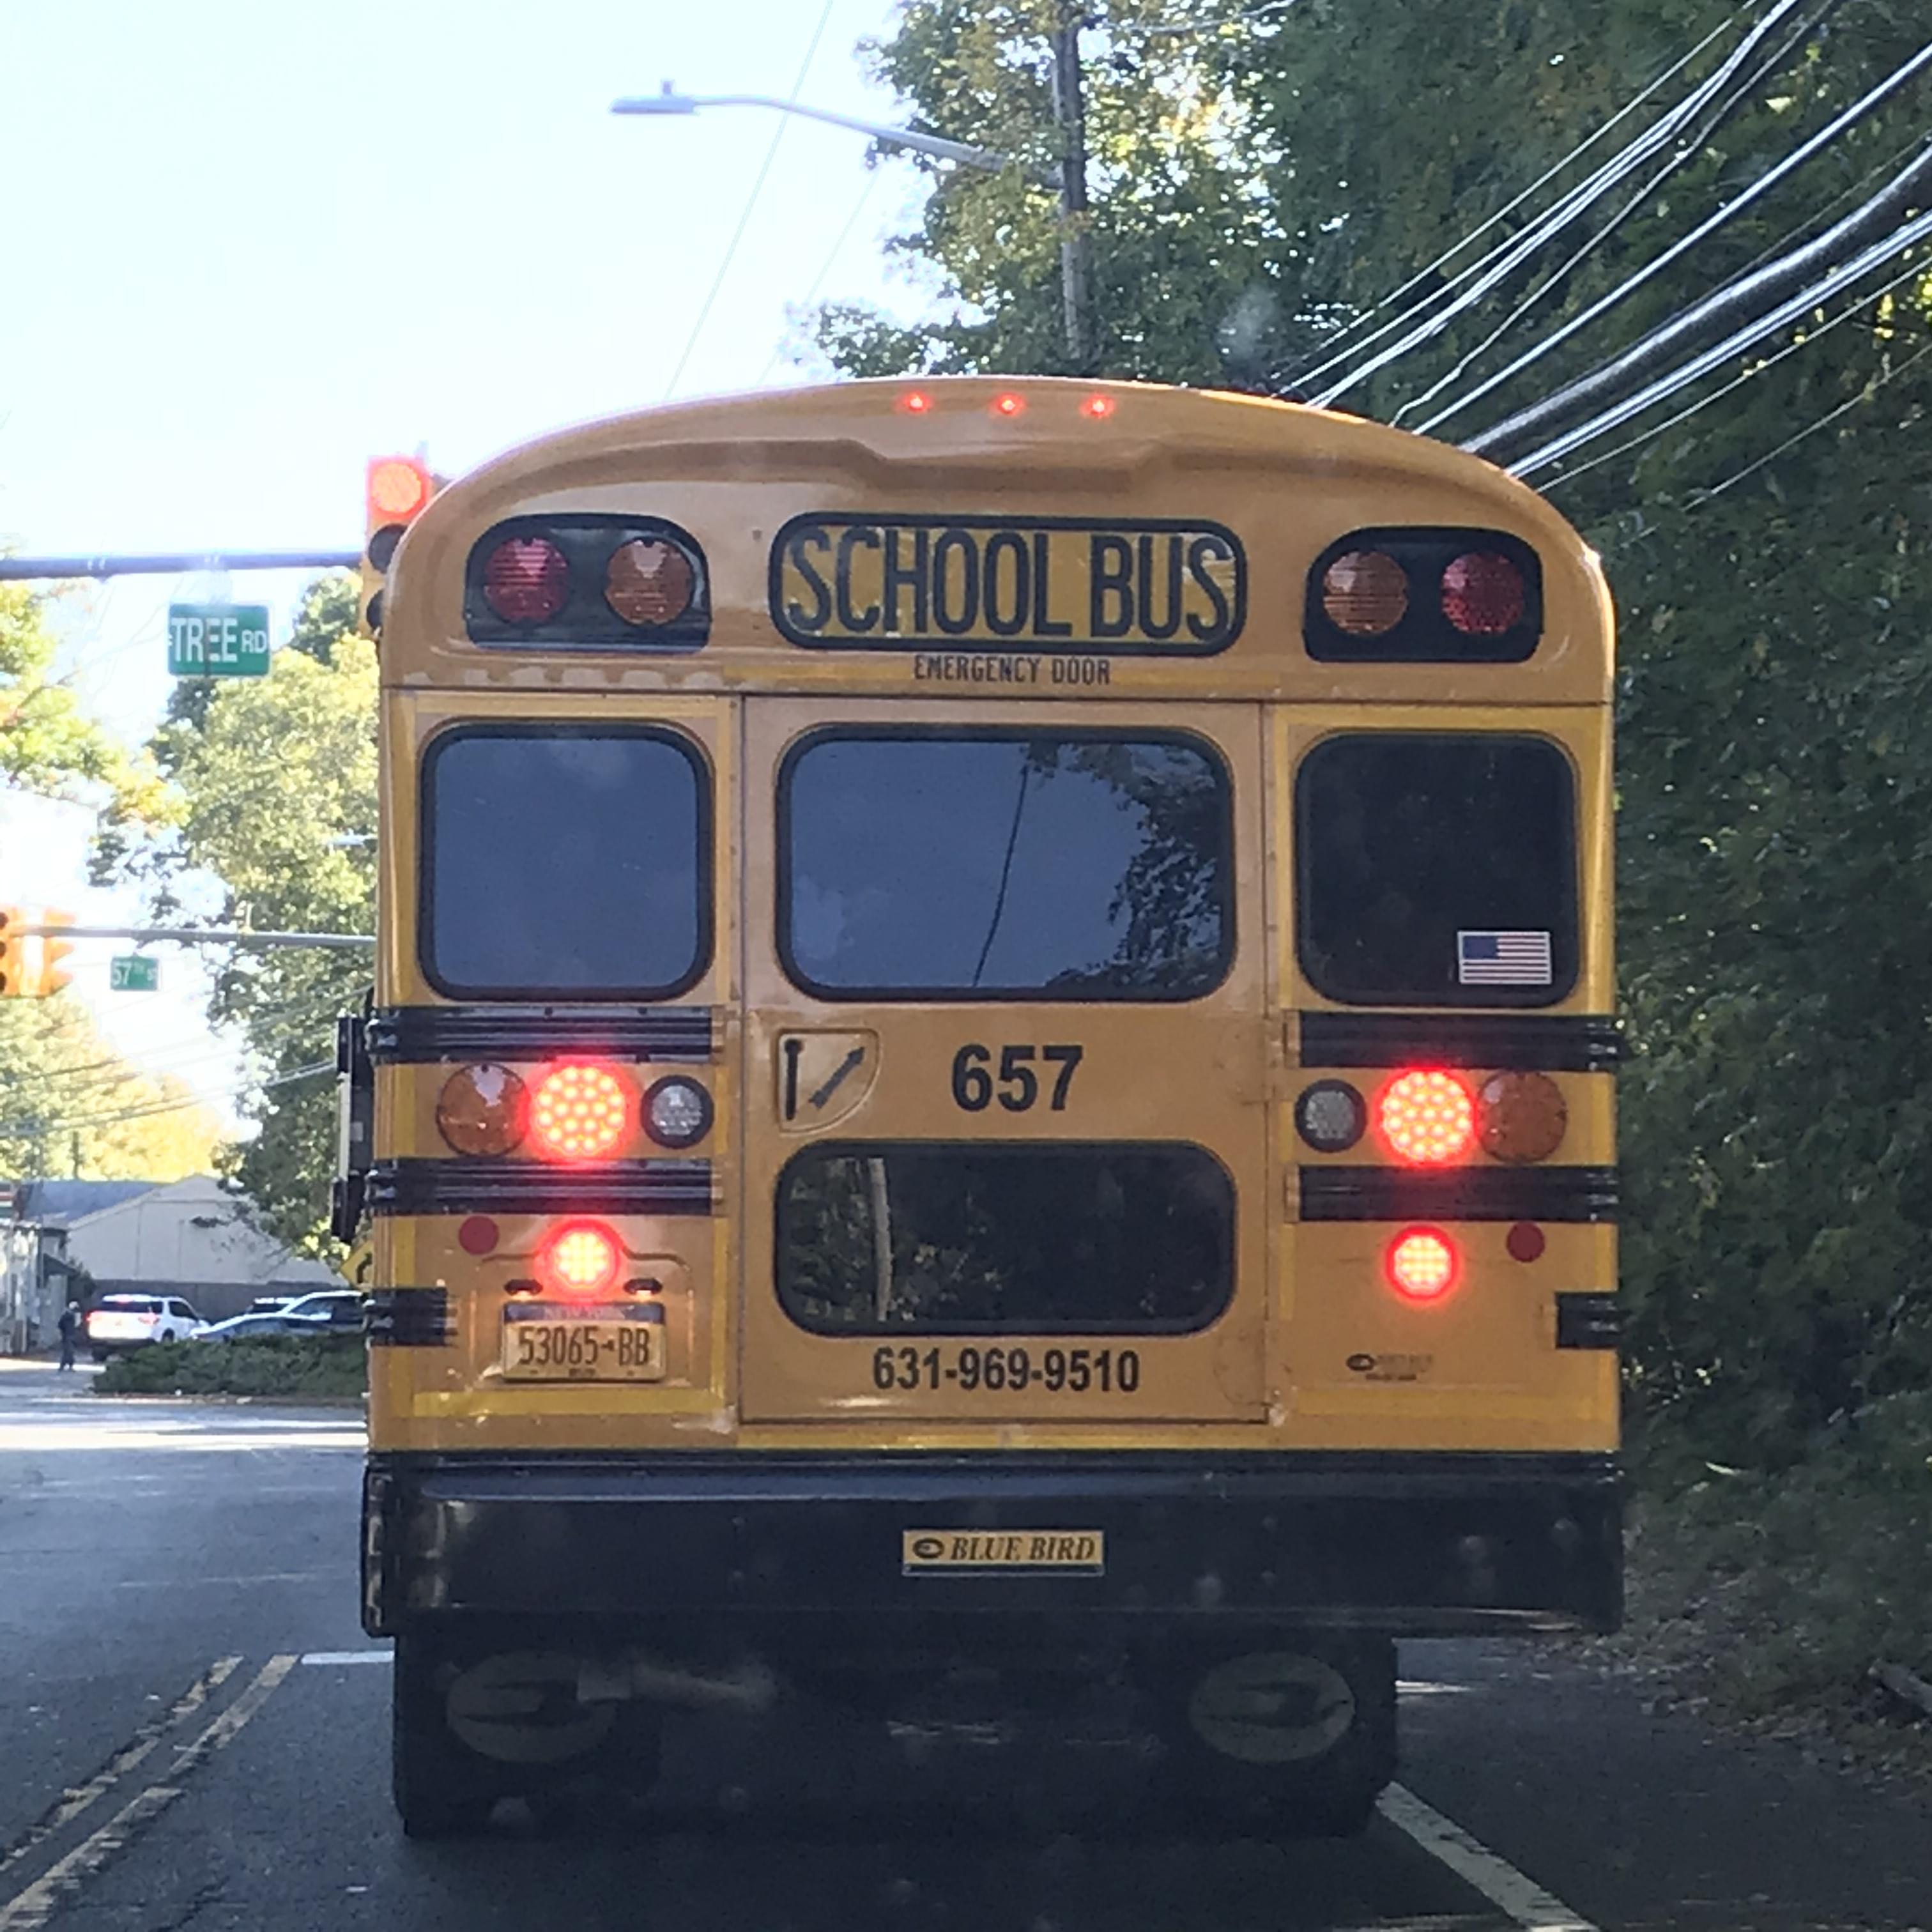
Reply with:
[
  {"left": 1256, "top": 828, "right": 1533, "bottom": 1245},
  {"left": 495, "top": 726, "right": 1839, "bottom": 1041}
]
[
  {"left": 825, "top": 1, "right": 1932, "bottom": 1485},
  {"left": 95, "top": 1331, "right": 366, "bottom": 1399},
  {"left": 99, "top": 573, "right": 374, "bottom": 1248}
]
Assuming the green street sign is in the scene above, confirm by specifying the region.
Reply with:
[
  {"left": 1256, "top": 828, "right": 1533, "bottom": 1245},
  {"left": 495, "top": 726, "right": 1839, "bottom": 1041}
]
[
  {"left": 109, "top": 955, "right": 160, "bottom": 992},
  {"left": 167, "top": 604, "right": 270, "bottom": 677}
]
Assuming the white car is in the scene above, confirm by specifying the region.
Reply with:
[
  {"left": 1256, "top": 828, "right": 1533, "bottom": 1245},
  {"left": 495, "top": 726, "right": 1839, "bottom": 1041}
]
[{"left": 85, "top": 1294, "right": 209, "bottom": 1360}]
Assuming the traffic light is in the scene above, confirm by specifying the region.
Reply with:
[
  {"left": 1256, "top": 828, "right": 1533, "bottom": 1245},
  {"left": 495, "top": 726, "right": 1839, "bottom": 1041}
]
[
  {"left": 358, "top": 454, "right": 437, "bottom": 639},
  {"left": 0, "top": 906, "right": 75, "bottom": 998}
]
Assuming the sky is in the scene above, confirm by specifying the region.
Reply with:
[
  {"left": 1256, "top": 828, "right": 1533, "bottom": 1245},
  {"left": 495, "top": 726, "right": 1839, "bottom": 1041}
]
[{"left": 0, "top": 0, "right": 931, "bottom": 1133}]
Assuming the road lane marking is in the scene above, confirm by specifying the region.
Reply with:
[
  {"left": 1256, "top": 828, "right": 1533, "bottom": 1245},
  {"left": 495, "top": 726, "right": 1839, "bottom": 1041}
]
[
  {"left": 1379, "top": 1782, "right": 1598, "bottom": 1932},
  {"left": 114, "top": 1571, "right": 335, "bottom": 1590},
  {"left": 0, "top": 1655, "right": 295, "bottom": 1932},
  {"left": 300, "top": 1650, "right": 389, "bottom": 1666},
  {"left": 0, "top": 1657, "right": 241, "bottom": 1880}
]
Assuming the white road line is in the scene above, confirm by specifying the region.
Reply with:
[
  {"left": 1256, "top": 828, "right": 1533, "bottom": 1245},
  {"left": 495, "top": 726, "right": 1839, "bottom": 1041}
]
[
  {"left": 1378, "top": 1782, "right": 1598, "bottom": 1932},
  {"left": 0, "top": 1655, "right": 296, "bottom": 1932},
  {"left": 0, "top": 1657, "right": 241, "bottom": 1880},
  {"left": 300, "top": 1650, "right": 390, "bottom": 1666}
]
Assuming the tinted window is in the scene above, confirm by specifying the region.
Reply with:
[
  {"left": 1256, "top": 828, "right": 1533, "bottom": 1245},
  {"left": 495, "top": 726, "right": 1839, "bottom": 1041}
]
[
  {"left": 422, "top": 727, "right": 708, "bottom": 998},
  {"left": 1296, "top": 733, "right": 1577, "bottom": 1007},
  {"left": 777, "top": 1143, "right": 1233, "bottom": 1334},
  {"left": 781, "top": 733, "right": 1231, "bottom": 999}
]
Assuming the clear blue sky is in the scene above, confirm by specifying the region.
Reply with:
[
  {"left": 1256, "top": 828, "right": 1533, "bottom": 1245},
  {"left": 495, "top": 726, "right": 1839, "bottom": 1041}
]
[{"left": 0, "top": 0, "right": 927, "bottom": 1122}]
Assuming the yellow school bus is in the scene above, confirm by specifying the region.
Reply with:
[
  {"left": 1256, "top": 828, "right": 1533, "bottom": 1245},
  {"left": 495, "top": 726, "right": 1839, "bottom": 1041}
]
[{"left": 341, "top": 376, "right": 1618, "bottom": 1839}]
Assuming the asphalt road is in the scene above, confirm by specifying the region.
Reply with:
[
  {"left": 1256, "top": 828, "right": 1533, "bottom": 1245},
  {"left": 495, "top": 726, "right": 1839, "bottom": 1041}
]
[{"left": 2, "top": 1356, "right": 1928, "bottom": 1932}]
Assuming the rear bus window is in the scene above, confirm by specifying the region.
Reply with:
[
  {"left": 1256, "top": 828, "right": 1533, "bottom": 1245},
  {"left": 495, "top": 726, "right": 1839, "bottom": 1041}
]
[
  {"left": 780, "top": 731, "right": 1232, "bottom": 1000},
  {"left": 420, "top": 726, "right": 709, "bottom": 999},
  {"left": 1296, "top": 733, "right": 1577, "bottom": 1006},
  {"left": 776, "top": 1143, "right": 1233, "bottom": 1335}
]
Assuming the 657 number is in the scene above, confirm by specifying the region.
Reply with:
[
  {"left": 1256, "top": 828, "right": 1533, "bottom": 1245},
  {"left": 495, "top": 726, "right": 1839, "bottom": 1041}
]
[{"left": 951, "top": 1043, "right": 1083, "bottom": 1113}]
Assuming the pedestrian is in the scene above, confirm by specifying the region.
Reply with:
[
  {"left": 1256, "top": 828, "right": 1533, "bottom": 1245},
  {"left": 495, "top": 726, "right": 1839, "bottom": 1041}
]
[{"left": 57, "top": 1300, "right": 80, "bottom": 1372}]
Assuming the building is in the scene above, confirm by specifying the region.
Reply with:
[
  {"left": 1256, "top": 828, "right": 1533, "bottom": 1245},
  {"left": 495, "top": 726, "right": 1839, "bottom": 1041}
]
[{"left": 1, "top": 1176, "right": 337, "bottom": 1349}]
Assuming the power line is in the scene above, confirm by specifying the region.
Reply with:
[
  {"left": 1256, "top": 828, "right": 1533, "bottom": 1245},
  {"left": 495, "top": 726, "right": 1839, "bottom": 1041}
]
[
  {"left": 1285, "top": 8, "right": 1752, "bottom": 390},
  {"left": 661, "top": 0, "right": 838, "bottom": 401},
  {"left": 1425, "top": 30, "right": 1932, "bottom": 436},
  {"left": 1314, "top": 0, "right": 1809, "bottom": 410},
  {"left": 1508, "top": 201, "right": 1932, "bottom": 475},
  {"left": 3, "top": 1059, "right": 334, "bottom": 1138},
  {"left": 1389, "top": 0, "right": 1834, "bottom": 427},
  {"left": 1690, "top": 335, "right": 1932, "bottom": 502},
  {"left": 1540, "top": 251, "right": 1932, "bottom": 491}
]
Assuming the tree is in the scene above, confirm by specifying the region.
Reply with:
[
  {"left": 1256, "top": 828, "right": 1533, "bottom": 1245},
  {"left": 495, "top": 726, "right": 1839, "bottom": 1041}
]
[{"left": 102, "top": 574, "right": 374, "bottom": 1248}]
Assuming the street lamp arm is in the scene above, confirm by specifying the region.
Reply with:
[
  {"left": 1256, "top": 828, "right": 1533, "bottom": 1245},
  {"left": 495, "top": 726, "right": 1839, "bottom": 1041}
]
[{"left": 610, "top": 91, "right": 1039, "bottom": 180}]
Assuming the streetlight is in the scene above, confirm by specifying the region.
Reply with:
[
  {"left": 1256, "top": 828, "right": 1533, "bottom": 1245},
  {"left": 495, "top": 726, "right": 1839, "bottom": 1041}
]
[{"left": 613, "top": 51, "right": 1095, "bottom": 371}]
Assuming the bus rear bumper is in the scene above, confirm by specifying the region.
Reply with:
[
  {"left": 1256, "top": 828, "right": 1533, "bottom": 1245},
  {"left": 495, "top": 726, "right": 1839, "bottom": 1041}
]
[{"left": 362, "top": 1450, "right": 1620, "bottom": 1641}]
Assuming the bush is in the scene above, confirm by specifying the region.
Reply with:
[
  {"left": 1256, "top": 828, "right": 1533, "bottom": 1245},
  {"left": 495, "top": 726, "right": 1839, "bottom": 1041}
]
[
  {"left": 1623, "top": 1393, "right": 1932, "bottom": 1714},
  {"left": 95, "top": 1332, "right": 367, "bottom": 1399}
]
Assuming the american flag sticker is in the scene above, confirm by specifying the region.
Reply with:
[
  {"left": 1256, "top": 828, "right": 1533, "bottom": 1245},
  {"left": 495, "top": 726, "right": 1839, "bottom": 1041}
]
[{"left": 1457, "top": 930, "right": 1553, "bottom": 986}]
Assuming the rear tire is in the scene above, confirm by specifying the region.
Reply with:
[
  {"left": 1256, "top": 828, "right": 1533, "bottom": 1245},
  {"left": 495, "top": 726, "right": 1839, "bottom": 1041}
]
[
  {"left": 1155, "top": 1634, "right": 1395, "bottom": 1839},
  {"left": 392, "top": 1635, "right": 500, "bottom": 1840}
]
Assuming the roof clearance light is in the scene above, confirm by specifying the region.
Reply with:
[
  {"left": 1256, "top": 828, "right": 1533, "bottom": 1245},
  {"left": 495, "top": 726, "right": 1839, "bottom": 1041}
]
[
  {"left": 1295, "top": 1079, "right": 1367, "bottom": 1153},
  {"left": 898, "top": 390, "right": 934, "bottom": 415},
  {"left": 1080, "top": 393, "right": 1116, "bottom": 420},
  {"left": 1321, "top": 550, "right": 1408, "bottom": 636},
  {"left": 482, "top": 536, "right": 570, "bottom": 624},
  {"left": 530, "top": 1062, "right": 631, "bottom": 1162},
  {"left": 605, "top": 539, "right": 694, "bottom": 627},
  {"left": 992, "top": 392, "right": 1026, "bottom": 418},
  {"left": 1477, "top": 1071, "right": 1568, "bottom": 1163},
  {"left": 1388, "top": 1228, "right": 1459, "bottom": 1301},
  {"left": 1378, "top": 1070, "right": 1475, "bottom": 1165},
  {"left": 1442, "top": 552, "right": 1526, "bottom": 635},
  {"left": 436, "top": 1064, "right": 528, "bottom": 1156},
  {"left": 540, "top": 1222, "right": 620, "bottom": 1298}
]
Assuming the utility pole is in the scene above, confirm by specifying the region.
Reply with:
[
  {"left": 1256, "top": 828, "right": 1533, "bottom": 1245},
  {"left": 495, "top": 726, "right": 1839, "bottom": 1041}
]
[{"left": 1050, "top": 6, "right": 1096, "bottom": 374}]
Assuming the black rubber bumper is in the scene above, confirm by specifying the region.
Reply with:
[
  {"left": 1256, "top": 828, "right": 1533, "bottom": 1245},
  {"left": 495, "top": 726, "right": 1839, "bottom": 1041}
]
[{"left": 362, "top": 1450, "right": 1620, "bottom": 1640}]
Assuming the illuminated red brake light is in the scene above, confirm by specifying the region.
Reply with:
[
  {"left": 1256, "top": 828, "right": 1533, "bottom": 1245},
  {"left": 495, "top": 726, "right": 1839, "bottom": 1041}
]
[
  {"left": 540, "top": 1222, "right": 620, "bottom": 1298},
  {"left": 1388, "top": 1229, "right": 1459, "bottom": 1301},
  {"left": 529, "top": 1062, "right": 630, "bottom": 1162},
  {"left": 482, "top": 537, "right": 569, "bottom": 624},
  {"left": 1377, "top": 1070, "right": 1475, "bottom": 1165}
]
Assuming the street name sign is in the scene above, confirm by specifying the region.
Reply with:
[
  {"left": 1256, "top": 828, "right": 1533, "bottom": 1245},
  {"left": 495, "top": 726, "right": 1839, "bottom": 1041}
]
[
  {"left": 167, "top": 604, "right": 270, "bottom": 677},
  {"left": 109, "top": 955, "right": 160, "bottom": 992}
]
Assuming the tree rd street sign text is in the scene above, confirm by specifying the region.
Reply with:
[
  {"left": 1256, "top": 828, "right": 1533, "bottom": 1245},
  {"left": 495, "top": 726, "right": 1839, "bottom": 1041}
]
[{"left": 167, "top": 604, "right": 270, "bottom": 677}]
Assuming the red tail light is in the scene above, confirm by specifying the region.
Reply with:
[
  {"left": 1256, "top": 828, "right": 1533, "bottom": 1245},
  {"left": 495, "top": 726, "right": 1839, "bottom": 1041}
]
[
  {"left": 540, "top": 1222, "right": 620, "bottom": 1298},
  {"left": 1388, "top": 1229, "right": 1458, "bottom": 1301},
  {"left": 1441, "top": 553, "right": 1526, "bottom": 635},
  {"left": 529, "top": 1063, "right": 630, "bottom": 1162},
  {"left": 1377, "top": 1070, "right": 1475, "bottom": 1165},
  {"left": 482, "top": 537, "right": 569, "bottom": 624}
]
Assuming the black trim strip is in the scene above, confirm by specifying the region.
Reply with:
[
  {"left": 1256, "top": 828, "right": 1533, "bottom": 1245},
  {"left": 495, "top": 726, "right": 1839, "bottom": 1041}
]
[
  {"left": 1556, "top": 1292, "right": 1621, "bottom": 1350},
  {"left": 367, "top": 1159, "right": 715, "bottom": 1217},
  {"left": 367, "top": 1006, "right": 714, "bottom": 1065},
  {"left": 1300, "top": 1012, "right": 1621, "bottom": 1073},
  {"left": 367, "top": 1287, "right": 452, "bottom": 1347},
  {"left": 1300, "top": 1165, "right": 1618, "bottom": 1223}
]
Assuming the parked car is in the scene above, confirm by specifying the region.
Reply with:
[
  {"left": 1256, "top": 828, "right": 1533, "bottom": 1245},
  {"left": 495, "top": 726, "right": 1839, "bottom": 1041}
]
[
  {"left": 85, "top": 1294, "right": 208, "bottom": 1360},
  {"left": 272, "top": 1290, "right": 366, "bottom": 1332},
  {"left": 194, "top": 1311, "right": 312, "bottom": 1343}
]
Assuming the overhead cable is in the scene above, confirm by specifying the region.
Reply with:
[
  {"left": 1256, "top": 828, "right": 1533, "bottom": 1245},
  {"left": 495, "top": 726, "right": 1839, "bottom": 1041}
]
[
  {"left": 1284, "top": 6, "right": 1752, "bottom": 393},
  {"left": 1390, "top": 0, "right": 1836, "bottom": 426},
  {"left": 1469, "top": 132, "right": 1932, "bottom": 457},
  {"left": 1539, "top": 250, "right": 1932, "bottom": 491},
  {"left": 661, "top": 0, "right": 838, "bottom": 401},
  {"left": 1425, "top": 31, "right": 1932, "bottom": 436},
  {"left": 1312, "top": 0, "right": 1813, "bottom": 409},
  {"left": 6, "top": 1059, "right": 334, "bottom": 1138},
  {"left": 1506, "top": 201, "right": 1932, "bottom": 475}
]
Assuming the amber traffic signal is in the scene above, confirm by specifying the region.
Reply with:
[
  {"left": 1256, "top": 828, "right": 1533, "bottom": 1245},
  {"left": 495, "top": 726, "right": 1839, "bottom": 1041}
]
[
  {"left": 0, "top": 905, "right": 75, "bottom": 998},
  {"left": 359, "top": 455, "right": 438, "bottom": 639}
]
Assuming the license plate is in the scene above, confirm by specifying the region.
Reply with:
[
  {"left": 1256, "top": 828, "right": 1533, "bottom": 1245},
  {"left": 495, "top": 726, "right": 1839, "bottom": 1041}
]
[{"left": 500, "top": 1302, "right": 666, "bottom": 1382}]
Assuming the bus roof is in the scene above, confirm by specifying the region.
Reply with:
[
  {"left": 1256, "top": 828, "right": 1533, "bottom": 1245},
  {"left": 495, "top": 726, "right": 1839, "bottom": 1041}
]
[{"left": 381, "top": 376, "right": 1611, "bottom": 703}]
